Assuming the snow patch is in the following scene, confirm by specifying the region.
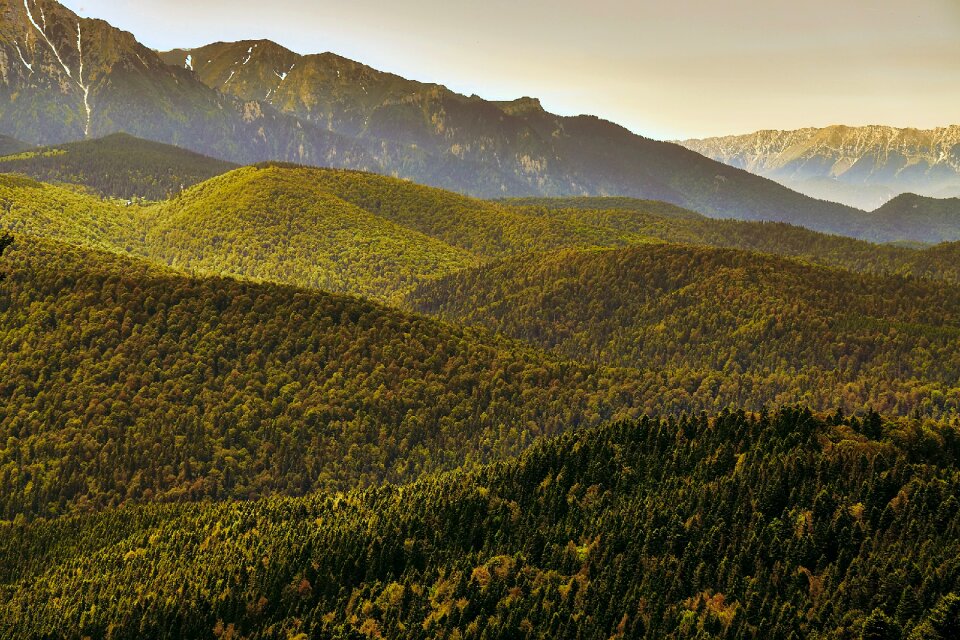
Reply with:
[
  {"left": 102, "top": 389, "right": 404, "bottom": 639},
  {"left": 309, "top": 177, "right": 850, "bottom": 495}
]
[
  {"left": 13, "top": 41, "right": 33, "bottom": 73},
  {"left": 241, "top": 46, "right": 254, "bottom": 65},
  {"left": 76, "top": 22, "right": 92, "bottom": 137},
  {"left": 274, "top": 63, "right": 295, "bottom": 86},
  {"left": 24, "top": 0, "right": 72, "bottom": 78},
  {"left": 24, "top": 2, "right": 93, "bottom": 137},
  {"left": 185, "top": 54, "right": 193, "bottom": 71},
  {"left": 225, "top": 69, "right": 236, "bottom": 84}
]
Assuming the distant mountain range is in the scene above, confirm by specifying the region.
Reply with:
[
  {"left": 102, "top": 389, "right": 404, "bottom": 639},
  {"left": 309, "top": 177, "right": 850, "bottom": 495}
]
[
  {"left": 0, "top": 0, "right": 957, "bottom": 243},
  {"left": 680, "top": 125, "right": 960, "bottom": 210}
]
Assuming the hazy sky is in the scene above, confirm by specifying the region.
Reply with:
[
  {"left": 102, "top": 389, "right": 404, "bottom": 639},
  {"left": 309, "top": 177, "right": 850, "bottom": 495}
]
[{"left": 60, "top": 0, "right": 960, "bottom": 140}]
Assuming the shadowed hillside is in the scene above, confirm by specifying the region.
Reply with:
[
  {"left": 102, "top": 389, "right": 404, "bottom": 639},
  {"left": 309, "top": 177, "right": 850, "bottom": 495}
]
[{"left": 0, "top": 133, "right": 237, "bottom": 199}]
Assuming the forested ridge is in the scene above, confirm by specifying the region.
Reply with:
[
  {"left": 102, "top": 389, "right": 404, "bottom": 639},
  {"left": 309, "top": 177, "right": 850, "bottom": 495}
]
[
  {"left": 0, "top": 133, "right": 237, "bottom": 200},
  {"left": 1, "top": 409, "right": 958, "bottom": 638},
  {"left": 409, "top": 244, "right": 960, "bottom": 416},
  {"left": 0, "top": 235, "right": 647, "bottom": 518},
  {"left": 4, "top": 166, "right": 960, "bottom": 308}
]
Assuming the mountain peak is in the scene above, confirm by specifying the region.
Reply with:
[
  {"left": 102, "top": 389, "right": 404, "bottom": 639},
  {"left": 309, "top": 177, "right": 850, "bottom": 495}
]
[{"left": 494, "top": 96, "right": 545, "bottom": 116}]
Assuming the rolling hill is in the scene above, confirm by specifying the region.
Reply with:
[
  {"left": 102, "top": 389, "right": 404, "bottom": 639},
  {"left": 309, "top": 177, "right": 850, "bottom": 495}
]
[
  {"left": 868, "top": 193, "right": 960, "bottom": 245},
  {"left": 680, "top": 125, "right": 960, "bottom": 210},
  {"left": 0, "top": 234, "right": 651, "bottom": 518},
  {"left": 3, "top": 167, "right": 960, "bottom": 306},
  {"left": 409, "top": 244, "right": 960, "bottom": 415},
  {"left": 2, "top": 230, "right": 960, "bottom": 522},
  {"left": 0, "top": 132, "right": 238, "bottom": 199},
  {"left": 144, "top": 165, "right": 479, "bottom": 303},
  {"left": 2, "top": 408, "right": 957, "bottom": 638}
]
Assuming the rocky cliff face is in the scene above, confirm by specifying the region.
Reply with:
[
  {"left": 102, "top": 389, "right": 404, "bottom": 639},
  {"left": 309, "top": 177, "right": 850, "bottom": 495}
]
[
  {"left": 0, "top": 0, "right": 376, "bottom": 166},
  {"left": 681, "top": 125, "right": 960, "bottom": 210}
]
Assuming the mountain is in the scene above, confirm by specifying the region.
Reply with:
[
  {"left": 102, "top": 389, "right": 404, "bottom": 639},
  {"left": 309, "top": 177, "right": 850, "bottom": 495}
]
[
  {"left": 2, "top": 408, "right": 958, "bottom": 638},
  {"left": 680, "top": 125, "right": 960, "bottom": 210},
  {"left": 160, "top": 41, "right": 888, "bottom": 230},
  {"left": 408, "top": 243, "right": 960, "bottom": 416},
  {"left": 0, "top": 132, "right": 237, "bottom": 199},
  {"left": 0, "top": 0, "right": 375, "bottom": 166},
  {"left": 1, "top": 2, "right": 955, "bottom": 243}
]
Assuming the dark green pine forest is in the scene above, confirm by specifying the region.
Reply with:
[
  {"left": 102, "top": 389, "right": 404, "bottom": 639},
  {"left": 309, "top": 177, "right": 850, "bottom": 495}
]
[{"left": 1, "top": 409, "right": 958, "bottom": 639}]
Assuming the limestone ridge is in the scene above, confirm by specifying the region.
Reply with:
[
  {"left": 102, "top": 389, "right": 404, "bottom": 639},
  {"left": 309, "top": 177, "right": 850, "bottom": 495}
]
[{"left": 680, "top": 125, "right": 960, "bottom": 210}]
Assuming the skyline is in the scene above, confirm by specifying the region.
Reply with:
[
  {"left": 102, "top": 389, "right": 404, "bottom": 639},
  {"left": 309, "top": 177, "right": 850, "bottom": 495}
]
[{"left": 59, "top": 0, "right": 960, "bottom": 140}]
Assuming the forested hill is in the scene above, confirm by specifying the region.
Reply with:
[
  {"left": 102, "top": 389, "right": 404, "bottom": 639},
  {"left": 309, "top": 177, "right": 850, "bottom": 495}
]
[
  {"left": 409, "top": 244, "right": 960, "bottom": 416},
  {"left": 6, "top": 167, "right": 960, "bottom": 307},
  {"left": 870, "top": 194, "right": 960, "bottom": 245},
  {"left": 2, "top": 408, "right": 958, "bottom": 638},
  {"left": 0, "top": 234, "right": 649, "bottom": 518},
  {"left": 0, "top": 133, "right": 238, "bottom": 200},
  {"left": 0, "top": 134, "right": 30, "bottom": 156}
]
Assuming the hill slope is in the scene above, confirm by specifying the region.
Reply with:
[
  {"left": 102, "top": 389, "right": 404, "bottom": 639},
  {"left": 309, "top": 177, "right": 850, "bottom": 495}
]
[
  {"left": 869, "top": 193, "right": 960, "bottom": 244},
  {"left": 0, "top": 133, "right": 30, "bottom": 155},
  {"left": 409, "top": 244, "right": 960, "bottom": 415},
  {"left": 0, "top": 235, "right": 651, "bottom": 518},
  {"left": 2, "top": 408, "right": 958, "bottom": 638},
  {"left": 680, "top": 125, "right": 960, "bottom": 210},
  {"left": 0, "top": 132, "right": 238, "bottom": 199}
]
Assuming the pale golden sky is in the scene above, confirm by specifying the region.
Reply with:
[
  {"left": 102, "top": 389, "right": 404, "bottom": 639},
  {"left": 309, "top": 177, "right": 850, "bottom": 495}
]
[{"left": 61, "top": 0, "right": 960, "bottom": 140}]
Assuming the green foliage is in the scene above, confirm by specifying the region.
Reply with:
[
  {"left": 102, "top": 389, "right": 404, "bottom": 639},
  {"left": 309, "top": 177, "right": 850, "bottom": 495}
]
[
  {"left": 507, "top": 197, "right": 939, "bottom": 278},
  {"left": 1, "top": 409, "right": 957, "bottom": 638},
  {"left": 292, "top": 166, "right": 645, "bottom": 257},
  {"left": 0, "top": 133, "right": 238, "bottom": 200},
  {"left": 909, "top": 594, "right": 960, "bottom": 639},
  {"left": 0, "top": 173, "right": 141, "bottom": 252},
  {"left": 862, "top": 609, "right": 902, "bottom": 640},
  {"left": 146, "top": 166, "right": 479, "bottom": 303},
  {"left": 0, "top": 236, "right": 647, "bottom": 518},
  {"left": 0, "top": 229, "right": 10, "bottom": 281},
  {"left": 409, "top": 244, "right": 960, "bottom": 416}
]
